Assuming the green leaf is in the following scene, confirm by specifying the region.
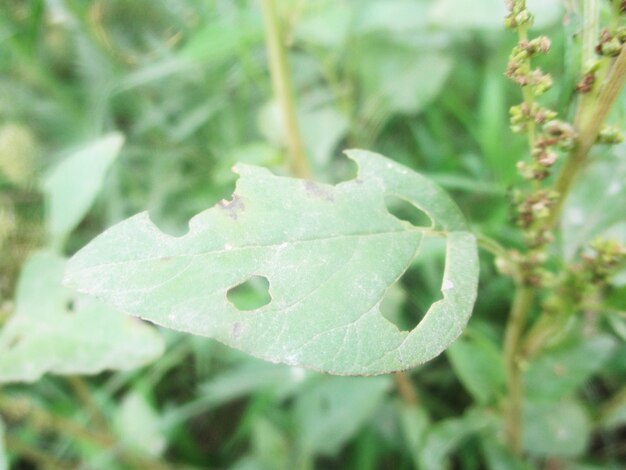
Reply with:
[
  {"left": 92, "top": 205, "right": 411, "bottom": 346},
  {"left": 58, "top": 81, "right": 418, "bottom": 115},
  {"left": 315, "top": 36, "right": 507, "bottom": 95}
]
[
  {"left": 42, "top": 133, "right": 124, "bottom": 244},
  {"left": 295, "top": 1, "right": 353, "bottom": 47},
  {"left": 480, "top": 438, "right": 532, "bottom": 470},
  {"left": 447, "top": 328, "right": 506, "bottom": 404},
  {"left": 250, "top": 418, "right": 291, "bottom": 470},
  {"left": 417, "top": 408, "right": 490, "bottom": 470},
  {"left": 294, "top": 376, "right": 391, "bottom": 457},
  {"left": 0, "top": 418, "right": 6, "bottom": 470},
  {"left": 354, "top": 39, "right": 453, "bottom": 118},
  {"left": 65, "top": 150, "right": 478, "bottom": 375},
  {"left": 524, "top": 335, "right": 618, "bottom": 402},
  {"left": 399, "top": 404, "right": 431, "bottom": 467},
  {"left": 523, "top": 399, "right": 590, "bottom": 457},
  {"left": 0, "top": 251, "right": 164, "bottom": 383},
  {"left": 355, "top": 0, "right": 431, "bottom": 34},
  {"left": 114, "top": 391, "right": 166, "bottom": 457},
  {"left": 561, "top": 150, "right": 626, "bottom": 260}
]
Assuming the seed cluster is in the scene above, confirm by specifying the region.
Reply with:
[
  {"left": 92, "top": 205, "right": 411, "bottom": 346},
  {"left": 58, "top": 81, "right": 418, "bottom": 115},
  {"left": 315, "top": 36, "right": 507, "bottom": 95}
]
[{"left": 504, "top": 0, "right": 626, "bottom": 287}]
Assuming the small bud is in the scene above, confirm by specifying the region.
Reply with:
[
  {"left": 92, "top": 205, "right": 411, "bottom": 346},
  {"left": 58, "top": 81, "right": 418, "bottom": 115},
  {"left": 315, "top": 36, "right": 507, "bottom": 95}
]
[
  {"left": 495, "top": 257, "right": 512, "bottom": 276},
  {"left": 601, "top": 38, "right": 623, "bottom": 57},
  {"left": 537, "top": 150, "right": 557, "bottom": 166},
  {"left": 527, "top": 36, "right": 551, "bottom": 54},
  {"left": 528, "top": 69, "right": 553, "bottom": 94},
  {"left": 597, "top": 125, "right": 624, "bottom": 144},
  {"left": 576, "top": 72, "right": 595, "bottom": 93},
  {"left": 516, "top": 161, "right": 534, "bottom": 179},
  {"left": 543, "top": 120, "right": 577, "bottom": 149}
]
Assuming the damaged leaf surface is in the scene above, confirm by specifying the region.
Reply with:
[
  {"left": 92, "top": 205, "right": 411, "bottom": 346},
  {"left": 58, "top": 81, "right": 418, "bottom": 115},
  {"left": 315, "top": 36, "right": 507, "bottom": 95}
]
[{"left": 65, "top": 150, "right": 478, "bottom": 375}]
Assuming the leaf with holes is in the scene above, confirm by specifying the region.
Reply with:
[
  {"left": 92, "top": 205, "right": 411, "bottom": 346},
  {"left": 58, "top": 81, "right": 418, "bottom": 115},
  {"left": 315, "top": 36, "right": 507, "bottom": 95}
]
[
  {"left": 65, "top": 150, "right": 478, "bottom": 375},
  {"left": 0, "top": 251, "right": 164, "bottom": 383}
]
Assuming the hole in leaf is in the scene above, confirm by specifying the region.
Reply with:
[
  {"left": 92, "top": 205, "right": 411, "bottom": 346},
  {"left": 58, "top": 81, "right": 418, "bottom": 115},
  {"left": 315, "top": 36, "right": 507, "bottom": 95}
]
[
  {"left": 227, "top": 276, "right": 271, "bottom": 311},
  {"left": 385, "top": 195, "right": 432, "bottom": 228},
  {"left": 66, "top": 299, "right": 76, "bottom": 313},
  {"left": 381, "top": 237, "right": 446, "bottom": 332}
]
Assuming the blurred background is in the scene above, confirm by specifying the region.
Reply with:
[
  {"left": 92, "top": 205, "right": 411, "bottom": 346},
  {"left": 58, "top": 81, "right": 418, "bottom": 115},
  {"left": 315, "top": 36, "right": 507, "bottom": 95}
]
[{"left": 1, "top": 0, "right": 625, "bottom": 468}]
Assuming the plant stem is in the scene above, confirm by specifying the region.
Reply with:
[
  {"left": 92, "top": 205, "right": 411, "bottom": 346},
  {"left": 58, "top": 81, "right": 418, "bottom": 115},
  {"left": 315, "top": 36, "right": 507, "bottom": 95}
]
[
  {"left": 477, "top": 233, "right": 522, "bottom": 283},
  {"left": 547, "top": 46, "right": 626, "bottom": 229},
  {"left": 394, "top": 371, "right": 418, "bottom": 405},
  {"left": 576, "top": 0, "right": 600, "bottom": 121},
  {"left": 581, "top": 0, "right": 600, "bottom": 70},
  {"left": 503, "top": 285, "right": 534, "bottom": 456},
  {"left": 67, "top": 375, "right": 107, "bottom": 430},
  {"left": 260, "top": 0, "right": 311, "bottom": 178}
]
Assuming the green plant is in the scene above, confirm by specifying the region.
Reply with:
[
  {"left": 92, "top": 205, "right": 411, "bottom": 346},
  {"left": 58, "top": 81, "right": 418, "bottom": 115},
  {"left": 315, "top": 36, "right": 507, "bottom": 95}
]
[{"left": 1, "top": 1, "right": 625, "bottom": 468}]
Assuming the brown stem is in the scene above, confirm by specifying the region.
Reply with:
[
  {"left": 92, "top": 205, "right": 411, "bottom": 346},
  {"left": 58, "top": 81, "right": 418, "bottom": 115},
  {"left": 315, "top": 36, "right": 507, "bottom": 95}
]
[
  {"left": 260, "top": 0, "right": 311, "bottom": 178},
  {"left": 67, "top": 376, "right": 107, "bottom": 430},
  {"left": 394, "top": 371, "right": 418, "bottom": 405},
  {"left": 547, "top": 46, "right": 626, "bottom": 229},
  {"left": 503, "top": 286, "right": 534, "bottom": 455}
]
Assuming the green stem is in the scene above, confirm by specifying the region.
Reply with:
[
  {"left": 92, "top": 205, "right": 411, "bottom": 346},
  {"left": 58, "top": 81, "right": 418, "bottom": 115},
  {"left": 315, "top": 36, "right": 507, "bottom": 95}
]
[
  {"left": 503, "top": 286, "right": 534, "bottom": 456},
  {"left": 547, "top": 45, "right": 626, "bottom": 229},
  {"left": 581, "top": 0, "right": 600, "bottom": 69},
  {"left": 477, "top": 234, "right": 521, "bottom": 283},
  {"left": 576, "top": 0, "right": 601, "bottom": 120},
  {"left": 260, "top": 0, "right": 311, "bottom": 178}
]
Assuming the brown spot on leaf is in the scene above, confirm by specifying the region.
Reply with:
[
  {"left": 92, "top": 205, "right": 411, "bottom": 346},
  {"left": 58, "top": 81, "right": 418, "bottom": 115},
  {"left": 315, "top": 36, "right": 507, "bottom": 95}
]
[
  {"left": 303, "top": 181, "right": 334, "bottom": 202},
  {"left": 218, "top": 194, "right": 246, "bottom": 220}
]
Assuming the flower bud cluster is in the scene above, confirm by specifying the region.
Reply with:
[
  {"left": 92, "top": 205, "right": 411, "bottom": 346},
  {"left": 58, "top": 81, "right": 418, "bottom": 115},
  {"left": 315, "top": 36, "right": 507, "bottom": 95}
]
[
  {"left": 597, "top": 125, "right": 625, "bottom": 144},
  {"left": 596, "top": 28, "right": 626, "bottom": 57},
  {"left": 515, "top": 120, "right": 576, "bottom": 181},
  {"left": 504, "top": 0, "right": 533, "bottom": 30},
  {"left": 509, "top": 249, "right": 551, "bottom": 286},
  {"left": 582, "top": 238, "right": 626, "bottom": 284},
  {"left": 506, "top": 36, "right": 553, "bottom": 95}
]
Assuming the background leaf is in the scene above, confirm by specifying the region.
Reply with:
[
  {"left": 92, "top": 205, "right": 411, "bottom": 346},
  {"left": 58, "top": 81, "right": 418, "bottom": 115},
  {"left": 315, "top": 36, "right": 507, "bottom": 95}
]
[
  {"left": 447, "top": 328, "right": 506, "bottom": 404},
  {"left": 561, "top": 148, "right": 626, "bottom": 260},
  {"left": 65, "top": 150, "right": 478, "bottom": 375},
  {"left": 524, "top": 335, "right": 618, "bottom": 402},
  {"left": 114, "top": 391, "right": 166, "bottom": 457},
  {"left": 417, "top": 407, "right": 491, "bottom": 469},
  {"left": 42, "top": 132, "right": 124, "bottom": 245},
  {"left": 522, "top": 398, "right": 590, "bottom": 457},
  {"left": 294, "top": 376, "right": 391, "bottom": 458},
  {"left": 0, "top": 251, "right": 164, "bottom": 382}
]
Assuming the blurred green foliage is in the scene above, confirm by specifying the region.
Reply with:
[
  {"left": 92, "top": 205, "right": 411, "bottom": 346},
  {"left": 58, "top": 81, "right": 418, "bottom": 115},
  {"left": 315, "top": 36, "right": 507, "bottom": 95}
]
[{"left": 0, "top": 0, "right": 625, "bottom": 469}]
